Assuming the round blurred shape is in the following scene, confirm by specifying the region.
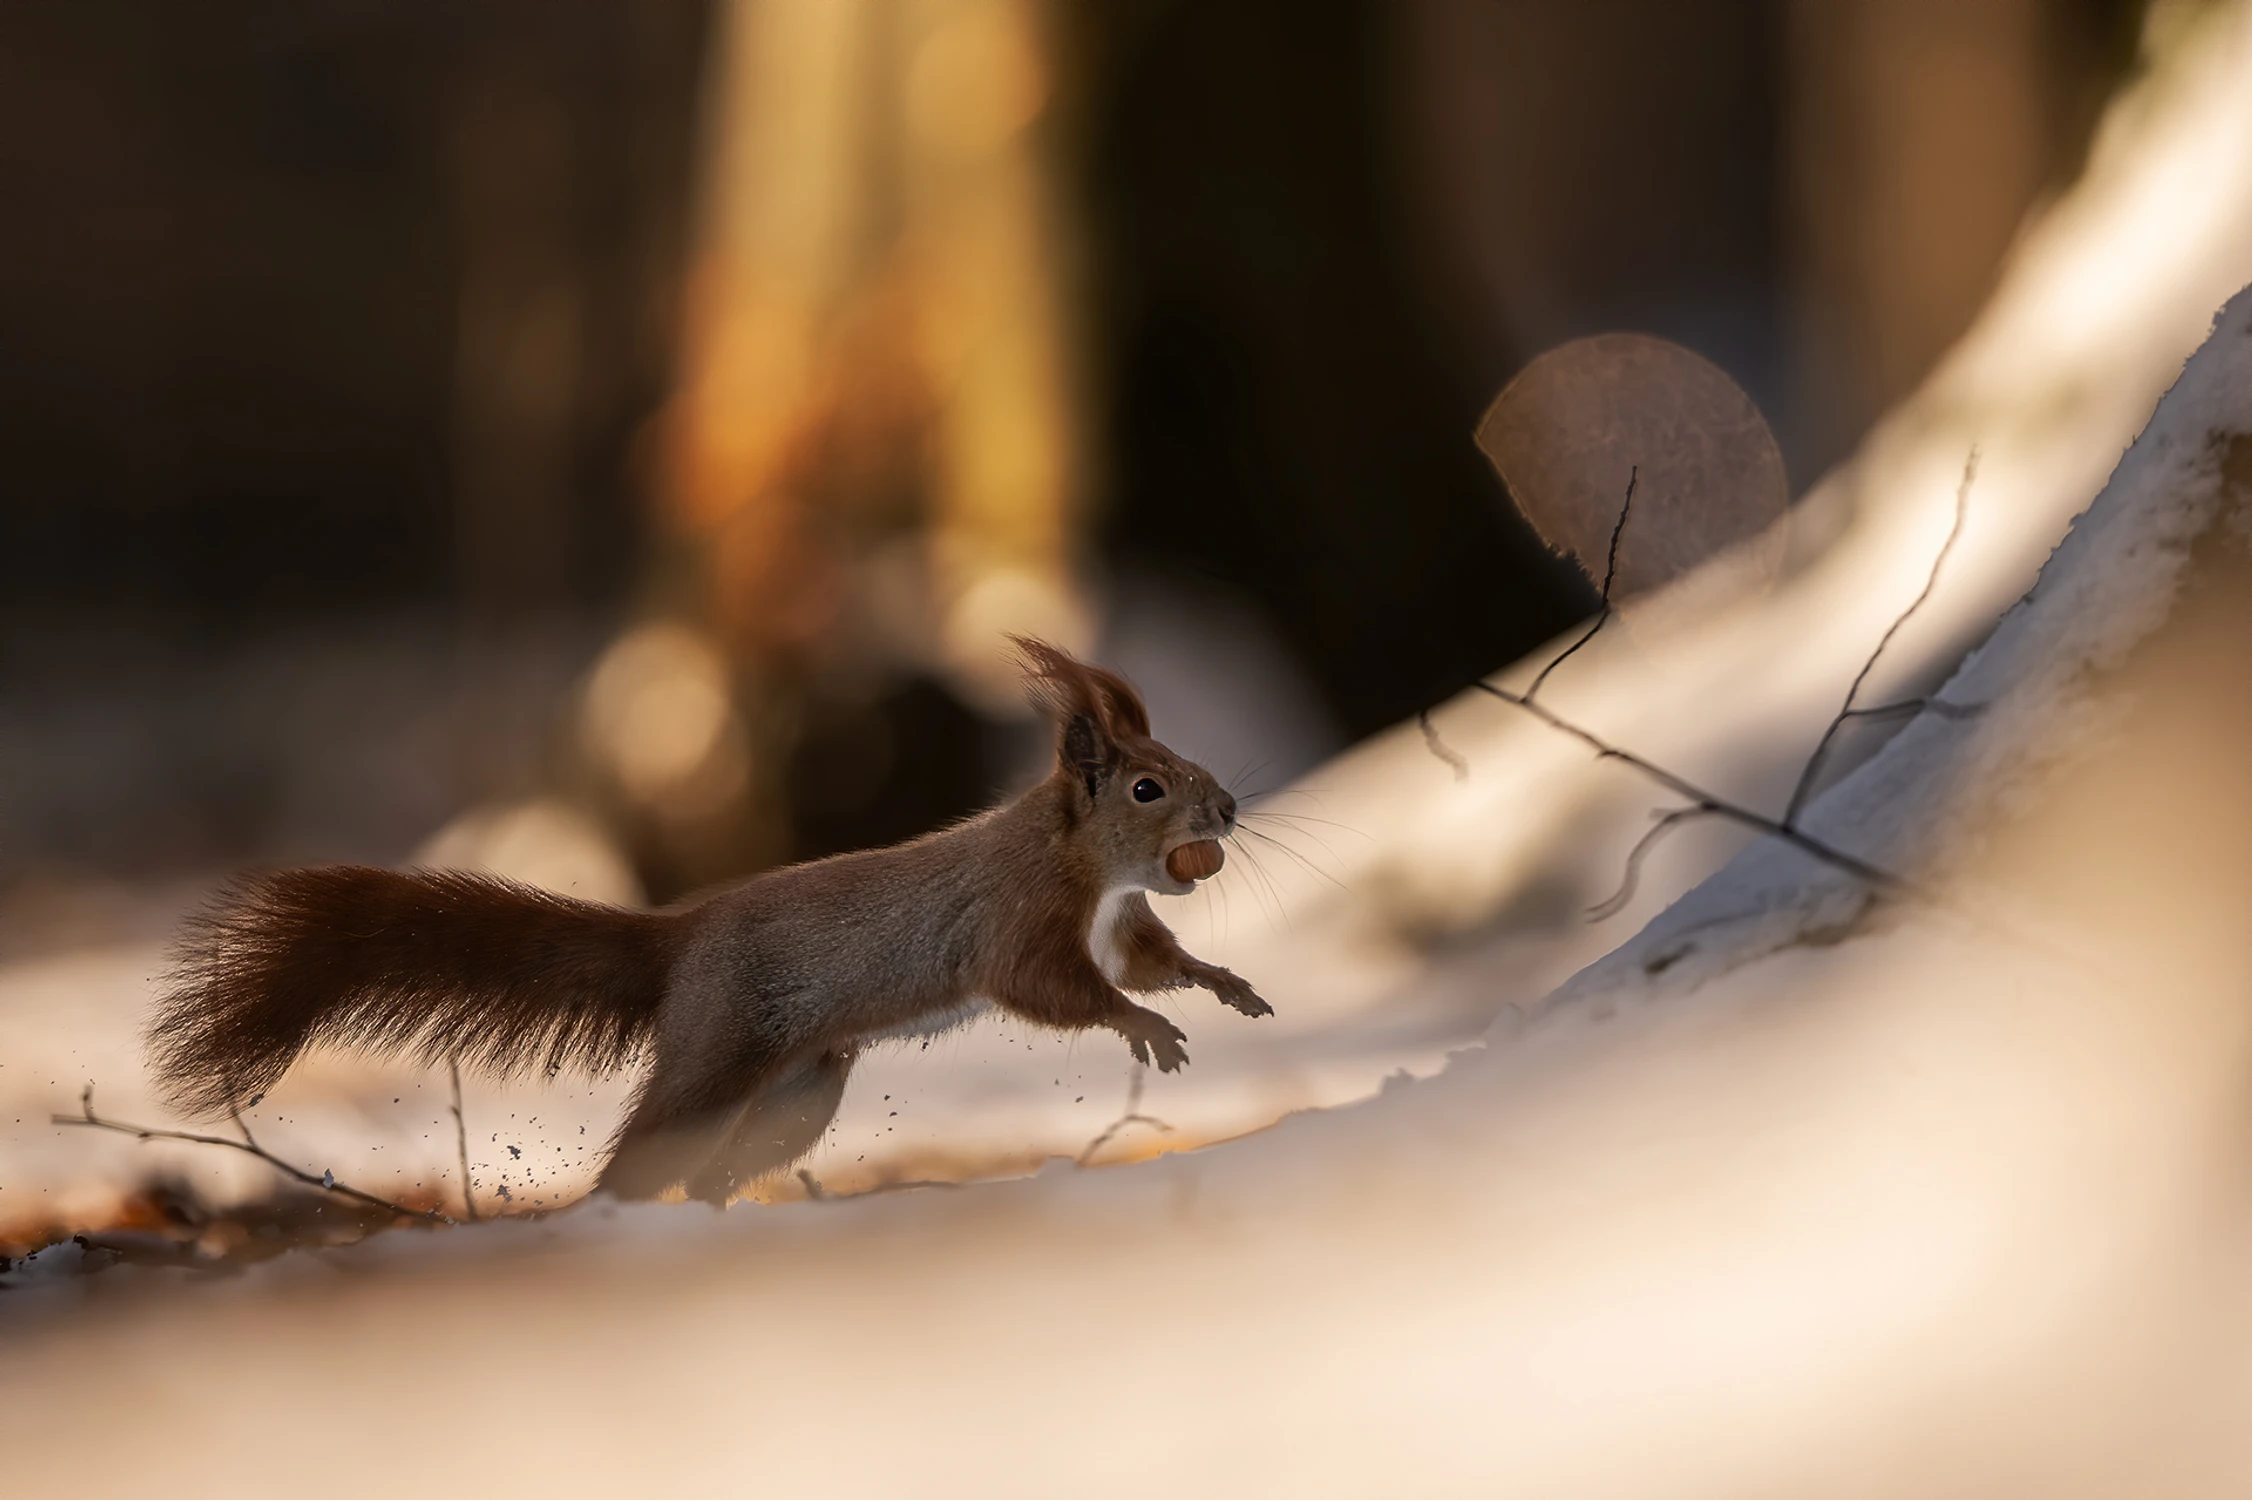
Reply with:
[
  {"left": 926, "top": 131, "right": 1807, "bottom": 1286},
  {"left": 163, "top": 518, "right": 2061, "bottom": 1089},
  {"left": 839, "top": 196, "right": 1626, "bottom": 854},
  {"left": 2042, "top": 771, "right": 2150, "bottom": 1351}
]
[
  {"left": 414, "top": 799, "right": 644, "bottom": 907},
  {"left": 941, "top": 566, "right": 1092, "bottom": 713},
  {"left": 580, "top": 623, "right": 753, "bottom": 819},
  {"left": 1477, "top": 333, "right": 1789, "bottom": 600}
]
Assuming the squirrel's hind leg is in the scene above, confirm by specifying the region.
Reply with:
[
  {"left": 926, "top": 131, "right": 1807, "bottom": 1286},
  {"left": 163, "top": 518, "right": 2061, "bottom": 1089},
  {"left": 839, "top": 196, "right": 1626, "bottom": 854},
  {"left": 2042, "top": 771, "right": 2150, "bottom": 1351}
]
[
  {"left": 681, "top": 1048, "right": 854, "bottom": 1205},
  {"left": 596, "top": 1029, "right": 787, "bottom": 1201}
]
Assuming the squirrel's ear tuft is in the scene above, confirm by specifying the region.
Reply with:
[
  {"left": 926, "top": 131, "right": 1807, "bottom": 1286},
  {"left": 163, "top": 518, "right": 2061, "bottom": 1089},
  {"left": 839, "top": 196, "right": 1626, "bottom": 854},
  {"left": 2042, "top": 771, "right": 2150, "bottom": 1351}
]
[{"left": 1012, "top": 636, "right": 1151, "bottom": 784}]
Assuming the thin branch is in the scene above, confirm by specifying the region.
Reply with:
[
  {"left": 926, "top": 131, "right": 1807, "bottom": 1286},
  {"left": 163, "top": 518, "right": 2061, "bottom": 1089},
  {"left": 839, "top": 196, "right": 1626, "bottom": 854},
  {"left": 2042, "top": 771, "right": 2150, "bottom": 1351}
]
[
  {"left": 1588, "top": 804, "right": 1726, "bottom": 920},
  {"left": 1784, "top": 450, "right": 1978, "bottom": 825},
  {"left": 1418, "top": 710, "right": 1470, "bottom": 782},
  {"left": 1075, "top": 1062, "right": 1172, "bottom": 1168},
  {"left": 1422, "top": 466, "right": 1638, "bottom": 785},
  {"left": 1419, "top": 452, "right": 1995, "bottom": 915},
  {"left": 1839, "top": 696, "right": 1987, "bottom": 723},
  {"left": 52, "top": 1085, "right": 449, "bottom": 1226},
  {"left": 1525, "top": 464, "right": 1636, "bottom": 701},
  {"left": 852, "top": 1178, "right": 965, "bottom": 1197},
  {"left": 793, "top": 1167, "right": 964, "bottom": 1203},
  {"left": 1471, "top": 681, "right": 1909, "bottom": 894},
  {"left": 449, "top": 1061, "right": 480, "bottom": 1223}
]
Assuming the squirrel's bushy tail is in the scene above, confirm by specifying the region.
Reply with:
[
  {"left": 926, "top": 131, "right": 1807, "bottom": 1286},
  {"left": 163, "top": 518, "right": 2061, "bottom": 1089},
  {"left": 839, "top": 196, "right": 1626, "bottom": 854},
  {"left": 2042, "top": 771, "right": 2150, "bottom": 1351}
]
[{"left": 148, "top": 866, "right": 683, "bottom": 1119}]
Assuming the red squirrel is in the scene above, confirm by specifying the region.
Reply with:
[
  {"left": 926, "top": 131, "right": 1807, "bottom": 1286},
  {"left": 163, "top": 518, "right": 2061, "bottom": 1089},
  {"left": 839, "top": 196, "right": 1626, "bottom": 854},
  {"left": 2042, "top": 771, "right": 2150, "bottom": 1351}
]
[{"left": 146, "top": 638, "right": 1272, "bottom": 1203}]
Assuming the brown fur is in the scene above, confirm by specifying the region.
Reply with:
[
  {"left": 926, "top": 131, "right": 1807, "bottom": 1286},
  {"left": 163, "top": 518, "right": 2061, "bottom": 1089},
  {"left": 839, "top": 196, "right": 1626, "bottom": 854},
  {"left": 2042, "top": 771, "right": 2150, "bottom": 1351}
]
[
  {"left": 149, "top": 867, "right": 684, "bottom": 1118},
  {"left": 146, "top": 639, "right": 1272, "bottom": 1203}
]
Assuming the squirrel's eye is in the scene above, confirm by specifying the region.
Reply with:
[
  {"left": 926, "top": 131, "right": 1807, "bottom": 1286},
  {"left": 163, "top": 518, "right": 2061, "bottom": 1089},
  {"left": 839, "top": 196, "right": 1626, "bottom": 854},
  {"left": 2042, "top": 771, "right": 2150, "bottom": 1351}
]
[{"left": 1131, "top": 777, "right": 1166, "bottom": 803}]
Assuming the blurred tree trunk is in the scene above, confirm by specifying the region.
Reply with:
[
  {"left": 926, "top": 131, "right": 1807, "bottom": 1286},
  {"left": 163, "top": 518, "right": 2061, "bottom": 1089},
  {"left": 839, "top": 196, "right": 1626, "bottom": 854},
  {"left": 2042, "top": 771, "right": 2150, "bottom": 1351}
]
[
  {"left": 1784, "top": 0, "right": 2141, "bottom": 460},
  {"left": 443, "top": 7, "right": 711, "bottom": 813}
]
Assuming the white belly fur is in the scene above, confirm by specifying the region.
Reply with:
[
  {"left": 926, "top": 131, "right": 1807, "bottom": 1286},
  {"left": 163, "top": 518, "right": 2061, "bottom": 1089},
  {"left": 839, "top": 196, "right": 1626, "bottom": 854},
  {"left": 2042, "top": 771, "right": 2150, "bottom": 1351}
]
[{"left": 1088, "top": 884, "right": 1139, "bottom": 986}]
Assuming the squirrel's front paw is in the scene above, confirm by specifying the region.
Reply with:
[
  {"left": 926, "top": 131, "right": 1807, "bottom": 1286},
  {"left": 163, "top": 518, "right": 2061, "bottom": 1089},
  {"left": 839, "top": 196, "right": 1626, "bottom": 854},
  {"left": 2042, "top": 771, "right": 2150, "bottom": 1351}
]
[
  {"left": 1198, "top": 965, "right": 1274, "bottom": 1019},
  {"left": 1120, "top": 1007, "right": 1190, "bottom": 1072},
  {"left": 1217, "top": 976, "right": 1274, "bottom": 1019}
]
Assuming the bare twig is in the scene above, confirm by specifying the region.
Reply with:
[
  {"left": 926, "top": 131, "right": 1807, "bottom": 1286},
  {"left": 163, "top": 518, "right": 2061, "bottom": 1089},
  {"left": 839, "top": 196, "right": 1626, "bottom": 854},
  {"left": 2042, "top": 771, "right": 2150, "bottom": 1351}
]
[
  {"left": 1525, "top": 465, "right": 1636, "bottom": 701},
  {"left": 1839, "top": 696, "right": 1986, "bottom": 723},
  {"left": 449, "top": 1061, "right": 480, "bottom": 1223},
  {"left": 1418, "top": 710, "right": 1470, "bottom": 782},
  {"left": 1076, "top": 1062, "right": 1172, "bottom": 1168},
  {"left": 1423, "top": 456, "right": 1998, "bottom": 915},
  {"left": 1470, "top": 680, "right": 1909, "bottom": 894},
  {"left": 853, "top": 1178, "right": 966, "bottom": 1196},
  {"left": 1587, "top": 804, "right": 1726, "bottom": 920},
  {"left": 792, "top": 1167, "right": 962, "bottom": 1202},
  {"left": 1784, "top": 450, "right": 1978, "bottom": 825},
  {"left": 52, "top": 1084, "right": 449, "bottom": 1226},
  {"left": 1419, "top": 466, "right": 1639, "bottom": 783}
]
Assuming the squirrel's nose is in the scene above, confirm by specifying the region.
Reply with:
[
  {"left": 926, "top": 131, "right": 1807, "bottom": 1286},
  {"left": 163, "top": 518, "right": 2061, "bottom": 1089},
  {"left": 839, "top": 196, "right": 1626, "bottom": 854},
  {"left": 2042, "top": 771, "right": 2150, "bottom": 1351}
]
[{"left": 1216, "top": 790, "right": 1238, "bottom": 828}]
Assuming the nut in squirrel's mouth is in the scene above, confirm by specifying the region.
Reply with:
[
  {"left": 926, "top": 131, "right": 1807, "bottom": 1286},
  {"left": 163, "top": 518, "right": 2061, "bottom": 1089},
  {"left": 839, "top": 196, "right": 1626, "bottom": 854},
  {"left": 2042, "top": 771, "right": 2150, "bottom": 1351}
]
[{"left": 1165, "top": 840, "right": 1225, "bottom": 884}]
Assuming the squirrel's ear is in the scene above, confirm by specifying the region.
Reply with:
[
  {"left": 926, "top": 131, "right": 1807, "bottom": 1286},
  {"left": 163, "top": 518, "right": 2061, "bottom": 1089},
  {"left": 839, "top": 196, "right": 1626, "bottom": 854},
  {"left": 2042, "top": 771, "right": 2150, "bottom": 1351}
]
[
  {"left": 1060, "top": 710, "right": 1108, "bottom": 799},
  {"left": 1012, "top": 636, "right": 1148, "bottom": 796},
  {"left": 1082, "top": 661, "right": 1150, "bottom": 741}
]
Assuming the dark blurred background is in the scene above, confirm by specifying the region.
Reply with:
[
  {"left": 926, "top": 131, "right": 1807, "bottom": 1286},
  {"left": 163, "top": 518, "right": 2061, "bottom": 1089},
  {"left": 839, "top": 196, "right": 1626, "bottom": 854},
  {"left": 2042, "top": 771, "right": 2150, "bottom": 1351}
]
[{"left": 0, "top": 0, "right": 2142, "bottom": 917}]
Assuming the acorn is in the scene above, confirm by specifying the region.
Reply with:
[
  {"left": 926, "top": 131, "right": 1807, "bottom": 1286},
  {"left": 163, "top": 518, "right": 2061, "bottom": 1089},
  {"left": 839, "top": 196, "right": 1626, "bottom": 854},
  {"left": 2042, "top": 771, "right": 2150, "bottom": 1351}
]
[{"left": 1166, "top": 840, "right": 1225, "bottom": 884}]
